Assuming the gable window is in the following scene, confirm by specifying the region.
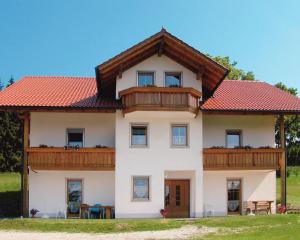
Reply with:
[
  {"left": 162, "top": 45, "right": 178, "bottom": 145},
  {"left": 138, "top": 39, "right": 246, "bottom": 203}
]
[
  {"left": 137, "top": 72, "right": 154, "bottom": 87},
  {"left": 165, "top": 72, "right": 182, "bottom": 87},
  {"left": 67, "top": 129, "right": 84, "bottom": 147},
  {"left": 131, "top": 125, "right": 148, "bottom": 147},
  {"left": 132, "top": 176, "right": 150, "bottom": 201},
  {"left": 171, "top": 125, "right": 188, "bottom": 147},
  {"left": 226, "top": 130, "right": 242, "bottom": 148}
]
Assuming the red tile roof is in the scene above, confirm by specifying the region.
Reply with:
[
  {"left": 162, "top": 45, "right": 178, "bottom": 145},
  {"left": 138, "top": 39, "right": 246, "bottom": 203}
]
[
  {"left": 0, "top": 76, "right": 121, "bottom": 110},
  {"left": 0, "top": 77, "right": 299, "bottom": 114},
  {"left": 202, "top": 80, "right": 300, "bottom": 113}
]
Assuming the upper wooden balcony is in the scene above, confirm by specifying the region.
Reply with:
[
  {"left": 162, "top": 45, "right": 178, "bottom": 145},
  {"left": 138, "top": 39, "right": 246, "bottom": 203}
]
[
  {"left": 119, "top": 87, "right": 202, "bottom": 115},
  {"left": 26, "top": 147, "right": 115, "bottom": 171},
  {"left": 203, "top": 148, "right": 283, "bottom": 170}
]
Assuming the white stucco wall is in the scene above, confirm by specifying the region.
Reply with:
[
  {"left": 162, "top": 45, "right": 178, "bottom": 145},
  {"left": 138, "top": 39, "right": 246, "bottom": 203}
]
[
  {"left": 203, "top": 170, "right": 276, "bottom": 216},
  {"left": 116, "top": 55, "right": 202, "bottom": 98},
  {"left": 30, "top": 112, "right": 115, "bottom": 147},
  {"left": 29, "top": 170, "right": 115, "bottom": 217},
  {"left": 203, "top": 115, "right": 276, "bottom": 148},
  {"left": 115, "top": 110, "right": 203, "bottom": 218}
]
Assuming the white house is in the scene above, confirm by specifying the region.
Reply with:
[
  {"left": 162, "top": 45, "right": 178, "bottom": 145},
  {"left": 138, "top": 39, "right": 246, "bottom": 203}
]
[{"left": 0, "top": 29, "right": 300, "bottom": 218}]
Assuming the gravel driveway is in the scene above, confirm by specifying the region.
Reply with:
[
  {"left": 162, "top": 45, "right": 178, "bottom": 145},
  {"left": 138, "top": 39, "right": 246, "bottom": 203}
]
[{"left": 0, "top": 225, "right": 216, "bottom": 240}]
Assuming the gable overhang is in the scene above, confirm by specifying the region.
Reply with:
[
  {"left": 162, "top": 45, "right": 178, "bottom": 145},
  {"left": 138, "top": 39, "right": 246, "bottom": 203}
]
[{"left": 95, "top": 29, "right": 229, "bottom": 99}]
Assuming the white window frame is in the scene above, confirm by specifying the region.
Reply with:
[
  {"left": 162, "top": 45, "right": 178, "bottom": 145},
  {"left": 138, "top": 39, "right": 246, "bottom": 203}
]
[{"left": 225, "top": 129, "right": 242, "bottom": 148}]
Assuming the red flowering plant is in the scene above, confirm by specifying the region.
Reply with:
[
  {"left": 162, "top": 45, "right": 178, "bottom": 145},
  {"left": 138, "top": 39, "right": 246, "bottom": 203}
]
[
  {"left": 160, "top": 209, "right": 168, "bottom": 218},
  {"left": 278, "top": 205, "right": 286, "bottom": 214}
]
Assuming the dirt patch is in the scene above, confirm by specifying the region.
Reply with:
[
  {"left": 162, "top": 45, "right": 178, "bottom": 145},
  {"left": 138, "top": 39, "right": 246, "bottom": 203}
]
[{"left": 0, "top": 225, "right": 217, "bottom": 240}]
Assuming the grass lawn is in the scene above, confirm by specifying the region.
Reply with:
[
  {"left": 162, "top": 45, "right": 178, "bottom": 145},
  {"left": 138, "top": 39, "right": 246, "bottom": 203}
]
[
  {"left": 0, "top": 214, "right": 299, "bottom": 240},
  {"left": 0, "top": 172, "right": 21, "bottom": 217},
  {"left": 277, "top": 167, "right": 300, "bottom": 206}
]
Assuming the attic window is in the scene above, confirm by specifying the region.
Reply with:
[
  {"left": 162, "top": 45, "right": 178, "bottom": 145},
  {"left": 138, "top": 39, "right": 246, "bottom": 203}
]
[
  {"left": 165, "top": 72, "right": 182, "bottom": 87},
  {"left": 137, "top": 72, "right": 154, "bottom": 87}
]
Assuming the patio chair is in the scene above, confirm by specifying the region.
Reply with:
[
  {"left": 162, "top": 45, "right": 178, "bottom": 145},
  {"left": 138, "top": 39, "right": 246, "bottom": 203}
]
[
  {"left": 80, "top": 204, "right": 90, "bottom": 219},
  {"left": 89, "top": 204, "right": 104, "bottom": 219}
]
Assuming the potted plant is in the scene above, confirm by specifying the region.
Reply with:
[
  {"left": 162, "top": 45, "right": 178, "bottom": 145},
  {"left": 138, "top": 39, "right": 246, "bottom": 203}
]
[{"left": 30, "top": 208, "right": 39, "bottom": 218}]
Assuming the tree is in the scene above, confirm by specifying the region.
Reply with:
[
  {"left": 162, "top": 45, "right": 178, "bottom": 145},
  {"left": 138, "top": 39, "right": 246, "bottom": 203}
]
[
  {"left": 0, "top": 76, "right": 22, "bottom": 172},
  {"left": 274, "top": 83, "right": 300, "bottom": 148},
  {"left": 0, "top": 78, "right": 4, "bottom": 91},
  {"left": 207, "top": 55, "right": 255, "bottom": 80},
  {"left": 7, "top": 76, "right": 14, "bottom": 87}
]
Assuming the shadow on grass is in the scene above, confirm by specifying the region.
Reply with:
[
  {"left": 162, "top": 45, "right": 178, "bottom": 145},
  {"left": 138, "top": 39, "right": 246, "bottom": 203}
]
[{"left": 0, "top": 191, "right": 21, "bottom": 217}]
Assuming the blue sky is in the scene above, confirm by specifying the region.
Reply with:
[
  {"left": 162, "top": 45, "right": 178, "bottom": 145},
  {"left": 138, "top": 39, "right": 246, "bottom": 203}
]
[{"left": 1, "top": 0, "right": 300, "bottom": 94}]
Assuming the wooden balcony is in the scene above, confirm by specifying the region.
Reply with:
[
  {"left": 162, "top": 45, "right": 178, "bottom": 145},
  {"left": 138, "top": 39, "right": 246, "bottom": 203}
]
[
  {"left": 119, "top": 87, "right": 202, "bottom": 114},
  {"left": 26, "top": 147, "right": 115, "bottom": 171},
  {"left": 203, "top": 148, "right": 283, "bottom": 170}
]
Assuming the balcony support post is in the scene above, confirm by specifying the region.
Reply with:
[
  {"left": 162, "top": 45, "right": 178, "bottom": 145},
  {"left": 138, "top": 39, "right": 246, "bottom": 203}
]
[
  {"left": 21, "top": 112, "right": 30, "bottom": 217},
  {"left": 279, "top": 115, "right": 286, "bottom": 207}
]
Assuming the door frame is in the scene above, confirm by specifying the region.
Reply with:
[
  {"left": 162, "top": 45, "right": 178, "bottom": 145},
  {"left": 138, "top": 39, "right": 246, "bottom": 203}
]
[
  {"left": 164, "top": 178, "right": 191, "bottom": 218},
  {"left": 226, "top": 178, "right": 243, "bottom": 215}
]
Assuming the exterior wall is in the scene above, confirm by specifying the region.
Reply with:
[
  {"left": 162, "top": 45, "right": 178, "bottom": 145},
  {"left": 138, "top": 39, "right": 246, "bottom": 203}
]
[
  {"left": 30, "top": 112, "right": 115, "bottom": 147},
  {"left": 116, "top": 55, "right": 202, "bottom": 98},
  {"left": 203, "top": 170, "right": 276, "bottom": 216},
  {"left": 29, "top": 170, "right": 115, "bottom": 217},
  {"left": 203, "top": 115, "right": 276, "bottom": 148},
  {"left": 115, "top": 110, "right": 203, "bottom": 218}
]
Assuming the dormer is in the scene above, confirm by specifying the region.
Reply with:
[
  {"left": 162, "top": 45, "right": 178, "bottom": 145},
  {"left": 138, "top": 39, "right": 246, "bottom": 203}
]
[{"left": 95, "top": 29, "right": 228, "bottom": 115}]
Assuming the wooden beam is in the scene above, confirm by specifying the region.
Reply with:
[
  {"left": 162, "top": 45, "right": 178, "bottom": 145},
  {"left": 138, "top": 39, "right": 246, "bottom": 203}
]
[
  {"left": 196, "top": 66, "right": 205, "bottom": 80},
  {"left": 22, "top": 112, "right": 30, "bottom": 217},
  {"left": 279, "top": 115, "right": 286, "bottom": 207},
  {"left": 158, "top": 39, "right": 164, "bottom": 57}
]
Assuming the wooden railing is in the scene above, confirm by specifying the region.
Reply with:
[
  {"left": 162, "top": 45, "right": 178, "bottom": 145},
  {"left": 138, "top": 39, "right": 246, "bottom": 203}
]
[
  {"left": 203, "top": 148, "right": 283, "bottom": 170},
  {"left": 119, "top": 87, "right": 202, "bottom": 114},
  {"left": 26, "top": 147, "right": 115, "bottom": 171}
]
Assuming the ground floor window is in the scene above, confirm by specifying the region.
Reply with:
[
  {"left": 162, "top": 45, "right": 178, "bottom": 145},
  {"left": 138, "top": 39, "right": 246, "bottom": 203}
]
[
  {"left": 132, "top": 176, "right": 150, "bottom": 201},
  {"left": 227, "top": 179, "right": 241, "bottom": 214},
  {"left": 67, "top": 179, "right": 83, "bottom": 217}
]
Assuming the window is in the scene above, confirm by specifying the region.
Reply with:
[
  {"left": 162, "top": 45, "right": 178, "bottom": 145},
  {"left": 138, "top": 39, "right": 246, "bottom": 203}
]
[
  {"left": 133, "top": 176, "right": 150, "bottom": 201},
  {"left": 67, "top": 179, "right": 82, "bottom": 217},
  {"left": 165, "top": 72, "right": 182, "bottom": 87},
  {"left": 131, "top": 125, "right": 148, "bottom": 147},
  {"left": 227, "top": 179, "right": 241, "bottom": 214},
  {"left": 67, "top": 129, "right": 84, "bottom": 147},
  {"left": 226, "top": 130, "right": 242, "bottom": 148},
  {"left": 171, "top": 125, "right": 188, "bottom": 147},
  {"left": 137, "top": 72, "right": 154, "bottom": 86}
]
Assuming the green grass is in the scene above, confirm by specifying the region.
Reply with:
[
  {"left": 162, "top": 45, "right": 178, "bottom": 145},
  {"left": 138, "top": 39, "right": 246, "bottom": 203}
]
[
  {"left": 0, "top": 172, "right": 20, "bottom": 192},
  {"left": 0, "top": 214, "right": 299, "bottom": 240},
  {"left": 277, "top": 167, "right": 300, "bottom": 206},
  {"left": 0, "top": 172, "right": 21, "bottom": 217}
]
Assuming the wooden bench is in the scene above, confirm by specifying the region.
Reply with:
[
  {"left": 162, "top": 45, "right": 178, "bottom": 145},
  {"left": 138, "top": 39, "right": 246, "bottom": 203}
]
[{"left": 243, "top": 201, "right": 273, "bottom": 215}]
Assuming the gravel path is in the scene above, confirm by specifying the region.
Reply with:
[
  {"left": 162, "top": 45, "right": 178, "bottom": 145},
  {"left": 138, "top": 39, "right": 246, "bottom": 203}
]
[{"left": 0, "top": 225, "right": 216, "bottom": 240}]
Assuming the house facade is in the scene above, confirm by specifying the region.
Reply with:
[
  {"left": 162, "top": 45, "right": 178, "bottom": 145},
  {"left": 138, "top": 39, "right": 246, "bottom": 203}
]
[{"left": 1, "top": 29, "right": 300, "bottom": 218}]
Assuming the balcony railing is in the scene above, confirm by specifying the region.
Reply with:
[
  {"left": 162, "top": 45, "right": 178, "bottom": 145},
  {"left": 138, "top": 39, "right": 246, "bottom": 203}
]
[
  {"left": 203, "top": 148, "right": 283, "bottom": 170},
  {"left": 27, "top": 147, "right": 115, "bottom": 171},
  {"left": 119, "top": 87, "right": 202, "bottom": 114}
]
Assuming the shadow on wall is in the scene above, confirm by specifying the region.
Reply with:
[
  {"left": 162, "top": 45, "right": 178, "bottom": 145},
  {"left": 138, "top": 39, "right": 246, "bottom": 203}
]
[{"left": 0, "top": 191, "right": 21, "bottom": 217}]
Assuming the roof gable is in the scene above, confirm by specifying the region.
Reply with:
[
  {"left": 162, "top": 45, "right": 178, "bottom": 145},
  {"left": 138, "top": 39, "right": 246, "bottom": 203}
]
[{"left": 95, "top": 29, "right": 228, "bottom": 98}]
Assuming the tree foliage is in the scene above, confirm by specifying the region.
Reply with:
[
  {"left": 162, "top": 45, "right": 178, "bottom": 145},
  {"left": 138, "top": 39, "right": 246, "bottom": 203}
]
[
  {"left": 274, "top": 82, "right": 300, "bottom": 148},
  {"left": 207, "top": 55, "right": 255, "bottom": 80},
  {"left": 0, "top": 77, "right": 22, "bottom": 172}
]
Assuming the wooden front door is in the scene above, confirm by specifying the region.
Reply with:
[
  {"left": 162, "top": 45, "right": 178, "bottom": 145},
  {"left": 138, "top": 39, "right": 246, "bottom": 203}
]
[{"left": 165, "top": 180, "right": 190, "bottom": 218}]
